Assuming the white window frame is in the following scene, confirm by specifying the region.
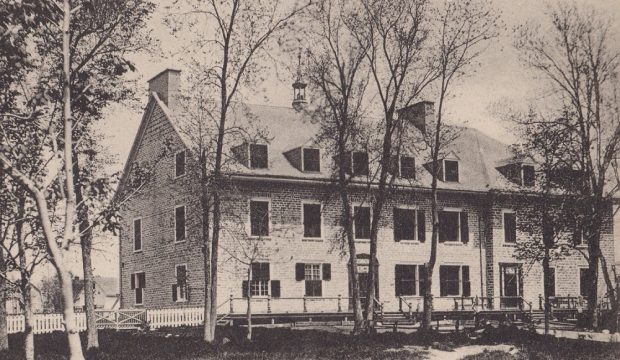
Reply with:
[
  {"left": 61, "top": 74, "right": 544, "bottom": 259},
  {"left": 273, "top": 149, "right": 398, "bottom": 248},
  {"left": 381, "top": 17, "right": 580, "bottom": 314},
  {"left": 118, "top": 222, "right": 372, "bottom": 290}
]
[
  {"left": 133, "top": 217, "right": 142, "bottom": 252},
  {"left": 133, "top": 271, "right": 145, "bottom": 306},
  {"left": 249, "top": 262, "right": 270, "bottom": 298},
  {"left": 301, "top": 200, "right": 323, "bottom": 240},
  {"left": 443, "top": 159, "right": 460, "bottom": 182},
  {"left": 353, "top": 203, "right": 372, "bottom": 241},
  {"left": 501, "top": 209, "right": 517, "bottom": 245},
  {"left": 174, "top": 264, "right": 188, "bottom": 302},
  {"left": 393, "top": 205, "right": 419, "bottom": 242},
  {"left": 439, "top": 207, "right": 464, "bottom": 244},
  {"left": 175, "top": 149, "right": 186, "bottom": 178},
  {"left": 301, "top": 147, "right": 321, "bottom": 172},
  {"left": 248, "top": 197, "right": 271, "bottom": 238},
  {"left": 174, "top": 205, "right": 187, "bottom": 243}
]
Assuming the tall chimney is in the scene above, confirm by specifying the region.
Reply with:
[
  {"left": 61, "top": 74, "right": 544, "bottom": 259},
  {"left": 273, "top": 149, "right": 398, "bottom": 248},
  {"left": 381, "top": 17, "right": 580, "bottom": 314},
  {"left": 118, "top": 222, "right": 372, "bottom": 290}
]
[
  {"left": 398, "top": 101, "right": 434, "bottom": 133},
  {"left": 147, "top": 68, "right": 181, "bottom": 110}
]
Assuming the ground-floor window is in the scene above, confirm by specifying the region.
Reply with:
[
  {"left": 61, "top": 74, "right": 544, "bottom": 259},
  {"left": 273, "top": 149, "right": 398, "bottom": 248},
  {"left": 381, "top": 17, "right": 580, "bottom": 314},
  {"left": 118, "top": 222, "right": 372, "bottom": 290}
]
[
  {"left": 395, "top": 264, "right": 428, "bottom": 296},
  {"left": 296, "top": 262, "right": 331, "bottom": 297},
  {"left": 439, "top": 265, "right": 470, "bottom": 297},
  {"left": 172, "top": 265, "right": 187, "bottom": 302},
  {"left": 131, "top": 272, "right": 146, "bottom": 305},
  {"left": 242, "top": 262, "right": 270, "bottom": 297}
]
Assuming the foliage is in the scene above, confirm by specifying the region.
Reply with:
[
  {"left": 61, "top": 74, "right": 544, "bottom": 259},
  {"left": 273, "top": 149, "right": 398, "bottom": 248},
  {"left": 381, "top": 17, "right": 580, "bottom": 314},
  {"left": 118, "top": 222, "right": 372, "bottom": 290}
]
[{"left": 40, "top": 276, "right": 85, "bottom": 313}]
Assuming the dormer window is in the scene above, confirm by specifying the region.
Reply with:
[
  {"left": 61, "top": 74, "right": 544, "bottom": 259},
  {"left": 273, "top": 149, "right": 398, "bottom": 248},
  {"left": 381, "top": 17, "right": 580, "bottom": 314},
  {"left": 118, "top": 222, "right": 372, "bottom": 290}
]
[
  {"left": 522, "top": 165, "right": 535, "bottom": 187},
  {"left": 443, "top": 160, "right": 459, "bottom": 182},
  {"left": 400, "top": 156, "right": 416, "bottom": 179},
  {"left": 302, "top": 148, "right": 320, "bottom": 172},
  {"left": 250, "top": 144, "right": 268, "bottom": 169},
  {"left": 352, "top": 151, "right": 369, "bottom": 176}
]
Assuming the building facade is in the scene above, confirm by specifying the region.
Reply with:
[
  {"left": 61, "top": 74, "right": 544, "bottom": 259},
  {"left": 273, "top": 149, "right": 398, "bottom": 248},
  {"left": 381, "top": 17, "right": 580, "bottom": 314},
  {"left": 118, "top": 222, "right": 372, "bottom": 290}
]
[{"left": 116, "top": 69, "right": 614, "bottom": 314}]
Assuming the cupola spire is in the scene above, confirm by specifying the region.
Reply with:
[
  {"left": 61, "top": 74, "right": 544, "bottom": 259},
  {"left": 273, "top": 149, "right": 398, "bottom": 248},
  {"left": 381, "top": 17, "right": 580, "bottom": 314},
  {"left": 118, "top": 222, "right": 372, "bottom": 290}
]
[{"left": 292, "top": 49, "right": 307, "bottom": 111}]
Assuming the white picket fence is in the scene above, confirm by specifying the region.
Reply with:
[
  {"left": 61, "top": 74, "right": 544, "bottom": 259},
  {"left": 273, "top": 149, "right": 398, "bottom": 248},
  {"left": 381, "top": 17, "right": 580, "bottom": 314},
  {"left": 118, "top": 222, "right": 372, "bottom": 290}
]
[
  {"left": 147, "top": 307, "right": 204, "bottom": 329},
  {"left": 7, "top": 312, "right": 87, "bottom": 335}
]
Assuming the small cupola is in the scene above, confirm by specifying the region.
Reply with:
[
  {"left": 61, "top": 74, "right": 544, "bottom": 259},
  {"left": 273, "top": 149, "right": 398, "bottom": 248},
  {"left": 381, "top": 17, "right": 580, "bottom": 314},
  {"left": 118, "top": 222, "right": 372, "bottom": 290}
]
[{"left": 292, "top": 51, "right": 307, "bottom": 111}]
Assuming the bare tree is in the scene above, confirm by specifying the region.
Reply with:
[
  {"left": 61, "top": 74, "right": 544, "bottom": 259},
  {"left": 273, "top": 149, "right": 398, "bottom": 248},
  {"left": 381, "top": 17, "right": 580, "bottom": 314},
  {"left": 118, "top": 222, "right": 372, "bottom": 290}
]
[
  {"left": 514, "top": 3, "right": 620, "bottom": 329},
  {"left": 302, "top": 0, "right": 370, "bottom": 335},
  {"left": 165, "top": 0, "right": 308, "bottom": 342},
  {"left": 419, "top": 0, "right": 499, "bottom": 332}
]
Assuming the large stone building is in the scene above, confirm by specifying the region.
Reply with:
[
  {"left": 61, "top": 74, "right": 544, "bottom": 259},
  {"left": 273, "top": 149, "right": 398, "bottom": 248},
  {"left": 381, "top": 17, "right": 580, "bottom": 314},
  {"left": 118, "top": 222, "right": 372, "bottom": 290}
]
[{"left": 116, "top": 69, "right": 614, "bottom": 315}]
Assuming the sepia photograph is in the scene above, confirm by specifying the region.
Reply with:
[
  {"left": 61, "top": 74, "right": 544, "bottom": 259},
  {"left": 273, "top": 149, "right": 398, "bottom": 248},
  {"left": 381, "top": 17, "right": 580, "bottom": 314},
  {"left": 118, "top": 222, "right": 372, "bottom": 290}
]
[{"left": 1, "top": 0, "right": 620, "bottom": 359}]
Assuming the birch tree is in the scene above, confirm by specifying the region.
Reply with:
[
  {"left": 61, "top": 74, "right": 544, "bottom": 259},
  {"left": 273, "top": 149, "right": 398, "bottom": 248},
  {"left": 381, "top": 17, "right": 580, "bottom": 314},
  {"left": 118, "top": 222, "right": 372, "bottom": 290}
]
[{"left": 165, "top": 0, "right": 308, "bottom": 342}]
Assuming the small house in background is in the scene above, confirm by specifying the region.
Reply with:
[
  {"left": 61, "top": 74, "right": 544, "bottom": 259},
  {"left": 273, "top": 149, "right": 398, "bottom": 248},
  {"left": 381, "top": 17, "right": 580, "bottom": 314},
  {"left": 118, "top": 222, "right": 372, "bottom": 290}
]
[{"left": 93, "top": 276, "right": 120, "bottom": 310}]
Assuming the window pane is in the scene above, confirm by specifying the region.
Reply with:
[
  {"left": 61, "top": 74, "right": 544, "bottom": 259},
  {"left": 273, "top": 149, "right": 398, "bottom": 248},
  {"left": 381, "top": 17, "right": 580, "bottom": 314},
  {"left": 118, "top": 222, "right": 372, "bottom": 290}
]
[
  {"left": 303, "top": 204, "right": 321, "bottom": 238},
  {"left": 444, "top": 160, "right": 459, "bottom": 182},
  {"left": 134, "top": 219, "right": 142, "bottom": 251},
  {"left": 503, "top": 213, "right": 517, "bottom": 243},
  {"left": 400, "top": 156, "right": 416, "bottom": 179},
  {"left": 354, "top": 206, "right": 371, "bottom": 239},
  {"left": 250, "top": 280, "right": 269, "bottom": 296},
  {"left": 439, "top": 211, "right": 459, "bottom": 242},
  {"left": 135, "top": 288, "right": 143, "bottom": 304},
  {"left": 250, "top": 201, "right": 269, "bottom": 236},
  {"left": 303, "top": 148, "right": 320, "bottom": 172},
  {"left": 394, "top": 208, "right": 416, "bottom": 241},
  {"left": 440, "top": 266, "right": 460, "bottom": 296},
  {"left": 175, "top": 151, "right": 186, "bottom": 177},
  {"left": 352, "top": 152, "right": 369, "bottom": 176},
  {"left": 250, "top": 144, "right": 268, "bottom": 169},
  {"left": 522, "top": 165, "right": 535, "bottom": 187},
  {"left": 175, "top": 206, "right": 186, "bottom": 242}
]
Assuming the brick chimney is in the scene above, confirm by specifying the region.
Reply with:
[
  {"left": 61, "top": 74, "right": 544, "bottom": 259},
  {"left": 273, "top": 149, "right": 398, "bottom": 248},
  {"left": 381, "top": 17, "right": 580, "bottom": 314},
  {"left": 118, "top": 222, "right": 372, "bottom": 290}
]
[
  {"left": 398, "top": 101, "right": 434, "bottom": 133},
  {"left": 147, "top": 69, "right": 181, "bottom": 110}
]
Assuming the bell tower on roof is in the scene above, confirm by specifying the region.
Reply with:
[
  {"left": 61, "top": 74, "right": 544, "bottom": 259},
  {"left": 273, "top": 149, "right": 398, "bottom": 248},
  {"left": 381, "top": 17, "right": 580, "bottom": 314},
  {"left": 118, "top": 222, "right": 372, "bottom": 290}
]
[{"left": 292, "top": 50, "right": 307, "bottom": 111}]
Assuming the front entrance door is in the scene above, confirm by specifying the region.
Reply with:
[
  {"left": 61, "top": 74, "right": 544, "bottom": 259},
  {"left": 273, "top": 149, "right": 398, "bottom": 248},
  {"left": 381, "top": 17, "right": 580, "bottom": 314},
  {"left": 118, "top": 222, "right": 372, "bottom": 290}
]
[
  {"left": 500, "top": 264, "right": 523, "bottom": 308},
  {"left": 349, "top": 254, "right": 378, "bottom": 310}
]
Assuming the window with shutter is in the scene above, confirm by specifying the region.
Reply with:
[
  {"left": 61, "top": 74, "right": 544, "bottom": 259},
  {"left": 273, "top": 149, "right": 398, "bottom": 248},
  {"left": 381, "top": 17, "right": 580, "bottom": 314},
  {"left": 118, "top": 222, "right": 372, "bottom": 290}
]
[
  {"left": 439, "top": 266, "right": 460, "bottom": 296},
  {"left": 250, "top": 144, "right": 268, "bottom": 169},
  {"left": 133, "top": 218, "right": 142, "bottom": 251},
  {"left": 394, "top": 208, "right": 416, "bottom": 241},
  {"left": 303, "top": 203, "right": 322, "bottom": 238},
  {"left": 250, "top": 262, "right": 270, "bottom": 297},
  {"left": 354, "top": 206, "right": 371, "bottom": 240},
  {"left": 175, "top": 150, "right": 186, "bottom": 177},
  {"left": 133, "top": 272, "right": 145, "bottom": 305},
  {"left": 303, "top": 148, "right": 320, "bottom": 172},
  {"left": 174, "top": 265, "right": 188, "bottom": 302},
  {"left": 250, "top": 200, "right": 269, "bottom": 237},
  {"left": 438, "top": 211, "right": 460, "bottom": 242},
  {"left": 503, "top": 212, "right": 517, "bottom": 244},
  {"left": 175, "top": 206, "right": 186, "bottom": 242}
]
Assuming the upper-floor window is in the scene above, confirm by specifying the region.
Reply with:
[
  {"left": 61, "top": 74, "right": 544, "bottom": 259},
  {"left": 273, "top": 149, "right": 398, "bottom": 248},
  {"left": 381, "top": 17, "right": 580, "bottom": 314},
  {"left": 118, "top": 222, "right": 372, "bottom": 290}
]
[
  {"left": 250, "top": 200, "right": 269, "bottom": 237},
  {"left": 175, "top": 150, "right": 186, "bottom": 177},
  {"left": 303, "top": 203, "right": 321, "bottom": 238},
  {"left": 393, "top": 208, "right": 425, "bottom": 242},
  {"left": 250, "top": 144, "right": 268, "bottom": 169},
  {"left": 354, "top": 206, "right": 371, "bottom": 240},
  {"left": 443, "top": 160, "right": 459, "bottom": 182},
  {"left": 175, "top": 205, "right": 186, "bottom": 242},
  {"left": 133, "top": 218, "right": 142, "bottom": 252},
  {"left": 522, "top": 165, "right": 535, "bottom": 187},
  {"left": 352, "top": 151, "right": 369, "bottom": 176},
  {"left": 172, "top": 265, "right": 187, "bottom": 302},
  {"left": 438, "top": 210, "right": 469, "bottom": 243},
  {"left": 303, "top": 148, "right": 320, "bottom": 172},
  {"left": 503, "top": 211, "right": 517, "bottom": 244},
  {"left": 439, "top": 265, "right": 470, "bottom": 297},
  {"left": 400, "top": 156, "right": 416, "bottom": 179}
]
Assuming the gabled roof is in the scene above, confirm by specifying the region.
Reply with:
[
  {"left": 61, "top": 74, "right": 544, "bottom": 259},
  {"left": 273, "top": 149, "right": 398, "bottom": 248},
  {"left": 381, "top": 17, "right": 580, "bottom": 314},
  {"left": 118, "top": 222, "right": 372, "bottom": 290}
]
[{"left": 121, "top": 95, "right": 534, "bottom": 194}]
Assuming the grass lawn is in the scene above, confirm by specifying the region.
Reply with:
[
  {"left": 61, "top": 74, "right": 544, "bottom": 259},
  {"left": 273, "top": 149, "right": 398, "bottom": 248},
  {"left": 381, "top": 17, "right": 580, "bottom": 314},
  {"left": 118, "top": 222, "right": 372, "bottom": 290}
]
[{"left": 0, "top": 325, "right": 618, "bottom": 359}]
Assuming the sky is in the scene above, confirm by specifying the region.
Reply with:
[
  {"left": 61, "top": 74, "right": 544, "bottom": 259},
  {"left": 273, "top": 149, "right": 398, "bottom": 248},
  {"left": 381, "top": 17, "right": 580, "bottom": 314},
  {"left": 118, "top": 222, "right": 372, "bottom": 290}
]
[{"left": 91, "top": 0, "right": 620, "bottom": 279}]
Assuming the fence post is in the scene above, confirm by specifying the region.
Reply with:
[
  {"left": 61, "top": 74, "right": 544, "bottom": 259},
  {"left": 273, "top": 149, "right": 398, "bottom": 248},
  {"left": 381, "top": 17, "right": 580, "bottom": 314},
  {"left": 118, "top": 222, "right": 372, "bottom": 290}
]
[
  {"left": 229, "top": 294, "right": 234, "bottom": 314},
  {"left": 267, "top": 295, "right": 272, "bottom": 313},
  {"left": 539, "top": 294, "right": 543, "bottom": 311},
  {"left": 303, "top": 296, "right": 307, "bottom": 313},
  {"left": 337, "top": 294, "right": 342, "bottom": 313}
]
